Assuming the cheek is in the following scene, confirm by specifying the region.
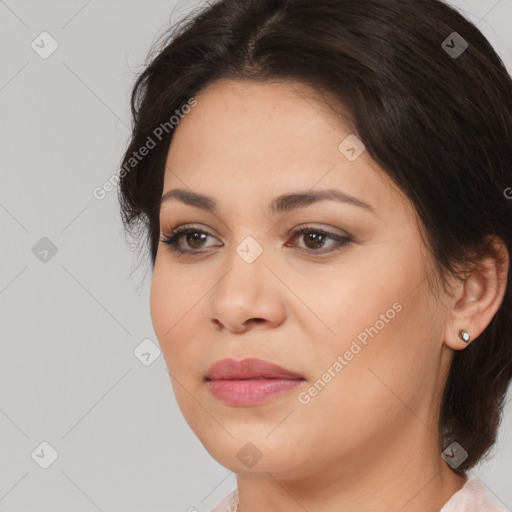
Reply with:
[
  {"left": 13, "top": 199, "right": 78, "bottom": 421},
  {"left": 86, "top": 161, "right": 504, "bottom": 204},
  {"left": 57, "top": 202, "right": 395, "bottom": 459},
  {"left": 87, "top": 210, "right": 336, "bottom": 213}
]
[
  {"left": 149, "top": 263, "right": 170, "bottom": 341},
  {"left": 149, "top": 261, "right": 189, "bottom": 363},
  {"left": 293, "top": 297, "right": 439, "bottom": 453},
  {"left": 310, "top": 277, "right": 440, "bottom": 420},
  {"left": 150, "top": 267, "right": 193, "bottom": 409},
  {"left": 149, "top": 260, "right": 208, "bottom": 377},
  {"left": 149, "top": 258, "right": 195, "bottom": 339},
  {"left": 301, "top": 241, "right": 438, "bottom": 393},
  {"left": 292, "top": 248, "right": 414, "bottom": 347}
]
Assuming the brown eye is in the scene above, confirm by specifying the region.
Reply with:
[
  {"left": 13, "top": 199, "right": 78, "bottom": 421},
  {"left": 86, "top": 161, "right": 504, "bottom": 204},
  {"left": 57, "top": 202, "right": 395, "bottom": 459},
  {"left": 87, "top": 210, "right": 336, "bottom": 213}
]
[
  {"left": 160, "top": 225, "right": 221, "bottom": 255},
  {"left": 186, "top": 231, "right": 208, "bottom": 249},
  {"left": 300, "top": 231, "right": 325, "bottom": 249},
  {"left": 160, "top": 224, "right": 351, "bottom": 257},
  {"left": 288, "top": 225, "right": 352, "bottom": 254}
]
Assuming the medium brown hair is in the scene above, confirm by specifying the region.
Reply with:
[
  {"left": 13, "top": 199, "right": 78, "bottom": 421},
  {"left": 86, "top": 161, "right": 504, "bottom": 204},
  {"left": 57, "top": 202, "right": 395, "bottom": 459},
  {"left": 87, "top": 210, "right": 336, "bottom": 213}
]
[{"left": 118, "top": 0, "right": 512, "bottom": 473}]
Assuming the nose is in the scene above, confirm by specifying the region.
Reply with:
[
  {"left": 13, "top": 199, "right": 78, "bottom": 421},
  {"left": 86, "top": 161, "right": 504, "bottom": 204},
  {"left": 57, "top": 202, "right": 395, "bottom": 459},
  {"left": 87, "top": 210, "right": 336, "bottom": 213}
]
[{"left": 204, "top": 243, "right": 287, "bottom": 333}]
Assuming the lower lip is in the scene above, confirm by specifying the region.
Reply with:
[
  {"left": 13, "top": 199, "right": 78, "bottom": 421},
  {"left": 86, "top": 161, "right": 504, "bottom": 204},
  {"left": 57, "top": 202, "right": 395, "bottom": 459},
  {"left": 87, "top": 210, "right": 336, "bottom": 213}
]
[{"left": 207, "top": 379, "right": 304, "bottom": 405}]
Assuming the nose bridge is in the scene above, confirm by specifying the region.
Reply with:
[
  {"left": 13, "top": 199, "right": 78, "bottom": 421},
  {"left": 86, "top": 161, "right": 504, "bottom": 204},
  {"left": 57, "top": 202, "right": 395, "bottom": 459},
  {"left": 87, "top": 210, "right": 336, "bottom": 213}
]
[
  {"left": 204, "top": 231, "right": 281, "bottom": 329},
  {"left": 234, "top": 233, "right": 266, "bottom": 267},
  {"left": 220, "top": 232, "right": 268, "bottom": 294}
]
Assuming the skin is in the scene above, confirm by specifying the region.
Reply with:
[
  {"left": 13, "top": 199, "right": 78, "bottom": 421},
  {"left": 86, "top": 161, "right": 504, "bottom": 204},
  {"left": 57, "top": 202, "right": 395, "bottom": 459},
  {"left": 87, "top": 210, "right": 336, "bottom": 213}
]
[{"left": 150, "top": 79, "right": 508, "bottom": 512}]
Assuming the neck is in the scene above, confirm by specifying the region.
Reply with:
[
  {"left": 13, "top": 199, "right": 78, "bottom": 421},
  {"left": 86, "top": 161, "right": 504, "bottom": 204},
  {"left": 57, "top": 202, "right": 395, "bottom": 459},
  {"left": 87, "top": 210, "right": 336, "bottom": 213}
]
[{"left": 235, "top": 423, "right": 467, "bottom": 512}]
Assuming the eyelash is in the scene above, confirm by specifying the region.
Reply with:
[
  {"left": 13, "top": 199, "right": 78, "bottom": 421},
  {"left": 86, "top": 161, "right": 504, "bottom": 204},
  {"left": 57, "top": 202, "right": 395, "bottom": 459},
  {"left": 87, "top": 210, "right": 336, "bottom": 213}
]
[{"left": 159, "top": 224, "right": 352, "bottom": 257}]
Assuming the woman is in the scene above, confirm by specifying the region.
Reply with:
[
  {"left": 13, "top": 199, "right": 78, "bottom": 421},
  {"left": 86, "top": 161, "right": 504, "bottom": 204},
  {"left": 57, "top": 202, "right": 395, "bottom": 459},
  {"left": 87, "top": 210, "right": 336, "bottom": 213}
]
[{"left": 118, "top": 0, "right": 512, "bottom": 510}]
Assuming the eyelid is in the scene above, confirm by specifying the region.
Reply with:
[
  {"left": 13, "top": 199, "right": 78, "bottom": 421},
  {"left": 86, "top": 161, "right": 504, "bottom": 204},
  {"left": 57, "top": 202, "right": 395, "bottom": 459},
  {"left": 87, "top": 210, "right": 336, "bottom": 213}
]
[
  {"left": 160, "top": 224, "right": 223, "bottom": 252},
  {"left": 161, "top": 222, "right": 350, "bottom": 239},
  {"left": 291, "top": 223, "right": 351, "bottom": 238},
  {"left": 160, "top": 222, "right": 353, "bottom": 257}
]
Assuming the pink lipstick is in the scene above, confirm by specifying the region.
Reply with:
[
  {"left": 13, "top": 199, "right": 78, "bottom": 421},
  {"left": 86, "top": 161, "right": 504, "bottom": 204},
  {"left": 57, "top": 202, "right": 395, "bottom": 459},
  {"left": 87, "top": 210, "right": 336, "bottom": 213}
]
[{"left": 205, "top": 358, "right": 305, "bottom": 406}]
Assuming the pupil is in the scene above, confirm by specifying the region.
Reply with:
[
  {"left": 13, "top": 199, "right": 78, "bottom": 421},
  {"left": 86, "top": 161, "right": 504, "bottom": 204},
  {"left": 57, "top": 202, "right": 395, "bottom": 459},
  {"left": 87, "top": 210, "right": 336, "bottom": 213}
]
[
  {"left": 305, "top": 232, "right": 324, "bottom": 249},
  {"left": 188, "top": 232, "right": 206, "bottom": 248}
]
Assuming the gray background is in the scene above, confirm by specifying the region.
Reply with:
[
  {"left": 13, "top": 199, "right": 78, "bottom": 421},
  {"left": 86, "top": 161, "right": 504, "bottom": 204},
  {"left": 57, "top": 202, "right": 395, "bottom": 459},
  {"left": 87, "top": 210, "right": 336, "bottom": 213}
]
[{"left": 1, "top": 0, "right": 511, "bottom": 511}]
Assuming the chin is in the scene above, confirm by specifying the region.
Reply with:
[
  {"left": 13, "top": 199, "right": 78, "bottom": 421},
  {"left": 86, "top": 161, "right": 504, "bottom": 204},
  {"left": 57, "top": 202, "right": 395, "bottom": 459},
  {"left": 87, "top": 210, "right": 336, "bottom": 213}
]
[{"left": 194, "top": 426, "right": 304, "bottom": 475}]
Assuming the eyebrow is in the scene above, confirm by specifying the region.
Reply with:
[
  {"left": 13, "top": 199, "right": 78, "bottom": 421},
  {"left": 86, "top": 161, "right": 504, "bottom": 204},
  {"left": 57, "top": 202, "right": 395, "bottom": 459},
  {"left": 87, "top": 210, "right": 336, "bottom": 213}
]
[{"left": 160, "top": 188, "right": 375, "bottom": 215}]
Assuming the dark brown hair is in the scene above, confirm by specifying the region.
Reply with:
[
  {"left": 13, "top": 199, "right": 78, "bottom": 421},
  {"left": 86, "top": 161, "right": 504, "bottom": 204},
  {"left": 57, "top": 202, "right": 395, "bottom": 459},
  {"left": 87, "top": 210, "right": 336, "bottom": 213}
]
[{"left": 118, "top": 0, "right": 512, "bottom": 473}]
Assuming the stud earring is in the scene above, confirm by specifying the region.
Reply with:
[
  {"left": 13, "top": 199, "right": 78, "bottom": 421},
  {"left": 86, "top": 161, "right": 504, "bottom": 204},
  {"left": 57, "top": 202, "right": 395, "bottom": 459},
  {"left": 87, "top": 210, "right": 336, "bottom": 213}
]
[{"left": 458, "top": 329, "right": 470, "bottom": 343}]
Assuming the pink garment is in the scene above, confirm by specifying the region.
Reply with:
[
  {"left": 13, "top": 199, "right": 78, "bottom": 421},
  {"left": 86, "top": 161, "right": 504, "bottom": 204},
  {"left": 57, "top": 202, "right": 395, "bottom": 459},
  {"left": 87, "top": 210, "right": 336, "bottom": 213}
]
[
  {"left": 440, "top": 477, "right": 505, "bottom": 512},
  {"left": 210, "top": 477, "right": 506, "bottom": 512},
  {"left": 210, "top": 489, "right": 237, "bottom": 512}
]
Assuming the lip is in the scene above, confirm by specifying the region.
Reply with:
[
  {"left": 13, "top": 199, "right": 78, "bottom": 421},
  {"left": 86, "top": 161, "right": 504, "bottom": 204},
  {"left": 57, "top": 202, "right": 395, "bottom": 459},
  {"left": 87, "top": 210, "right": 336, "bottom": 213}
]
[
  {"left": 206, "top": 357, "right": 304, "bottom": 380},
  {"left": 205, "top": 358, "right": 305, "bottom": 406}
]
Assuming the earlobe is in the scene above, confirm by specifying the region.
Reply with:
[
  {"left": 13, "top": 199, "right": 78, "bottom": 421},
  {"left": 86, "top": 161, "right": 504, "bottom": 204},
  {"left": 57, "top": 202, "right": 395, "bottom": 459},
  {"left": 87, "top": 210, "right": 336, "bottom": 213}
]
[
  {"left": 443, "top": 236, "right": 509, "bottom": 351},
  {"left": 458, "top": 329, "right": 470, "bottom": 343}
]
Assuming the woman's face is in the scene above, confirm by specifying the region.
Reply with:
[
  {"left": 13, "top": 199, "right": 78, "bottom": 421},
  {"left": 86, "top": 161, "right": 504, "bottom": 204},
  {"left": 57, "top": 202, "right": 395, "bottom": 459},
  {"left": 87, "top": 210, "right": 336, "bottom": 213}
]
[{"left": 150, "top": 79, "right": 454, "bottom": 480}]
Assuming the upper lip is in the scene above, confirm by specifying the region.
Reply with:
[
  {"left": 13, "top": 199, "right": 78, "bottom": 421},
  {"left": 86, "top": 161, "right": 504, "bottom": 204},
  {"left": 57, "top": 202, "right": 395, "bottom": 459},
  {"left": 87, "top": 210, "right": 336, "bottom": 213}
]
[{"left": 205, "top": 358, "right": 304, "bottom": 381}]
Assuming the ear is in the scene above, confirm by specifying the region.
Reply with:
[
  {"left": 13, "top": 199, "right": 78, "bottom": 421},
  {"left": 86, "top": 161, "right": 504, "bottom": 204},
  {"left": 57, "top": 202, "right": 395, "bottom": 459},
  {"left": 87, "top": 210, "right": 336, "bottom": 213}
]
[{"left": 443, "top": 236, "right": 509, "bottom": 350}]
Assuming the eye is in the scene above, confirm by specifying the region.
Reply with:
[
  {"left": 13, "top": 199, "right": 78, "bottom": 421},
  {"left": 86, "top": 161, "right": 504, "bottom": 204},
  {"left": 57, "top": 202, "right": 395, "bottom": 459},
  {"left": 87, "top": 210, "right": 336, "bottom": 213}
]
[
  {"left": 159, "top": 224, "right": 352, "bottom": 256},
  {"left": 160, "top": 224, "right": 221, "bottom": 255},
  {"left": 286, "top": 224, "right": 352, "bottom": 254}
]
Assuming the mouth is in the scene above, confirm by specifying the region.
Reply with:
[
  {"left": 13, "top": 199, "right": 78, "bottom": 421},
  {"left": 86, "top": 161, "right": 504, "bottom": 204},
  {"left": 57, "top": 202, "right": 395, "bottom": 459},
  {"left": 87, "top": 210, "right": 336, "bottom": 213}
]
[
  {"left": 205, "top": 357, "right": 304, "bottom": 380},
  {"left": 205, "top": 357, "right": 305, "bottom": 406}
]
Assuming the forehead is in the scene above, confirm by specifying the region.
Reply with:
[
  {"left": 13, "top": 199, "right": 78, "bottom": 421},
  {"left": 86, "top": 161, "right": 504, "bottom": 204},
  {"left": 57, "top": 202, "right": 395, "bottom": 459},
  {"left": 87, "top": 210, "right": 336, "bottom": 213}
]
[
  {"left": 167, "top": 78, "right": 352, "bottom": 166},
  {"left": 163, "top": 79, "right": 407, "bottom": 216}
]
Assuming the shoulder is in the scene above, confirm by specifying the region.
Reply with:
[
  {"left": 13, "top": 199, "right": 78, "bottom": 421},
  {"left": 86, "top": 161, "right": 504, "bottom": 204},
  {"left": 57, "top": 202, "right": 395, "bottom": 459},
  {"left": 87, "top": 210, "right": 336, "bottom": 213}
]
[
  {"left": 440, "top": 476, "right": 506, "bottom": 512},
  {"left": 207, "top": 479, "right": 505, "bottom": 512},
  {"left": 209, "top": 489, "right": 238, "bottom": 512}
]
